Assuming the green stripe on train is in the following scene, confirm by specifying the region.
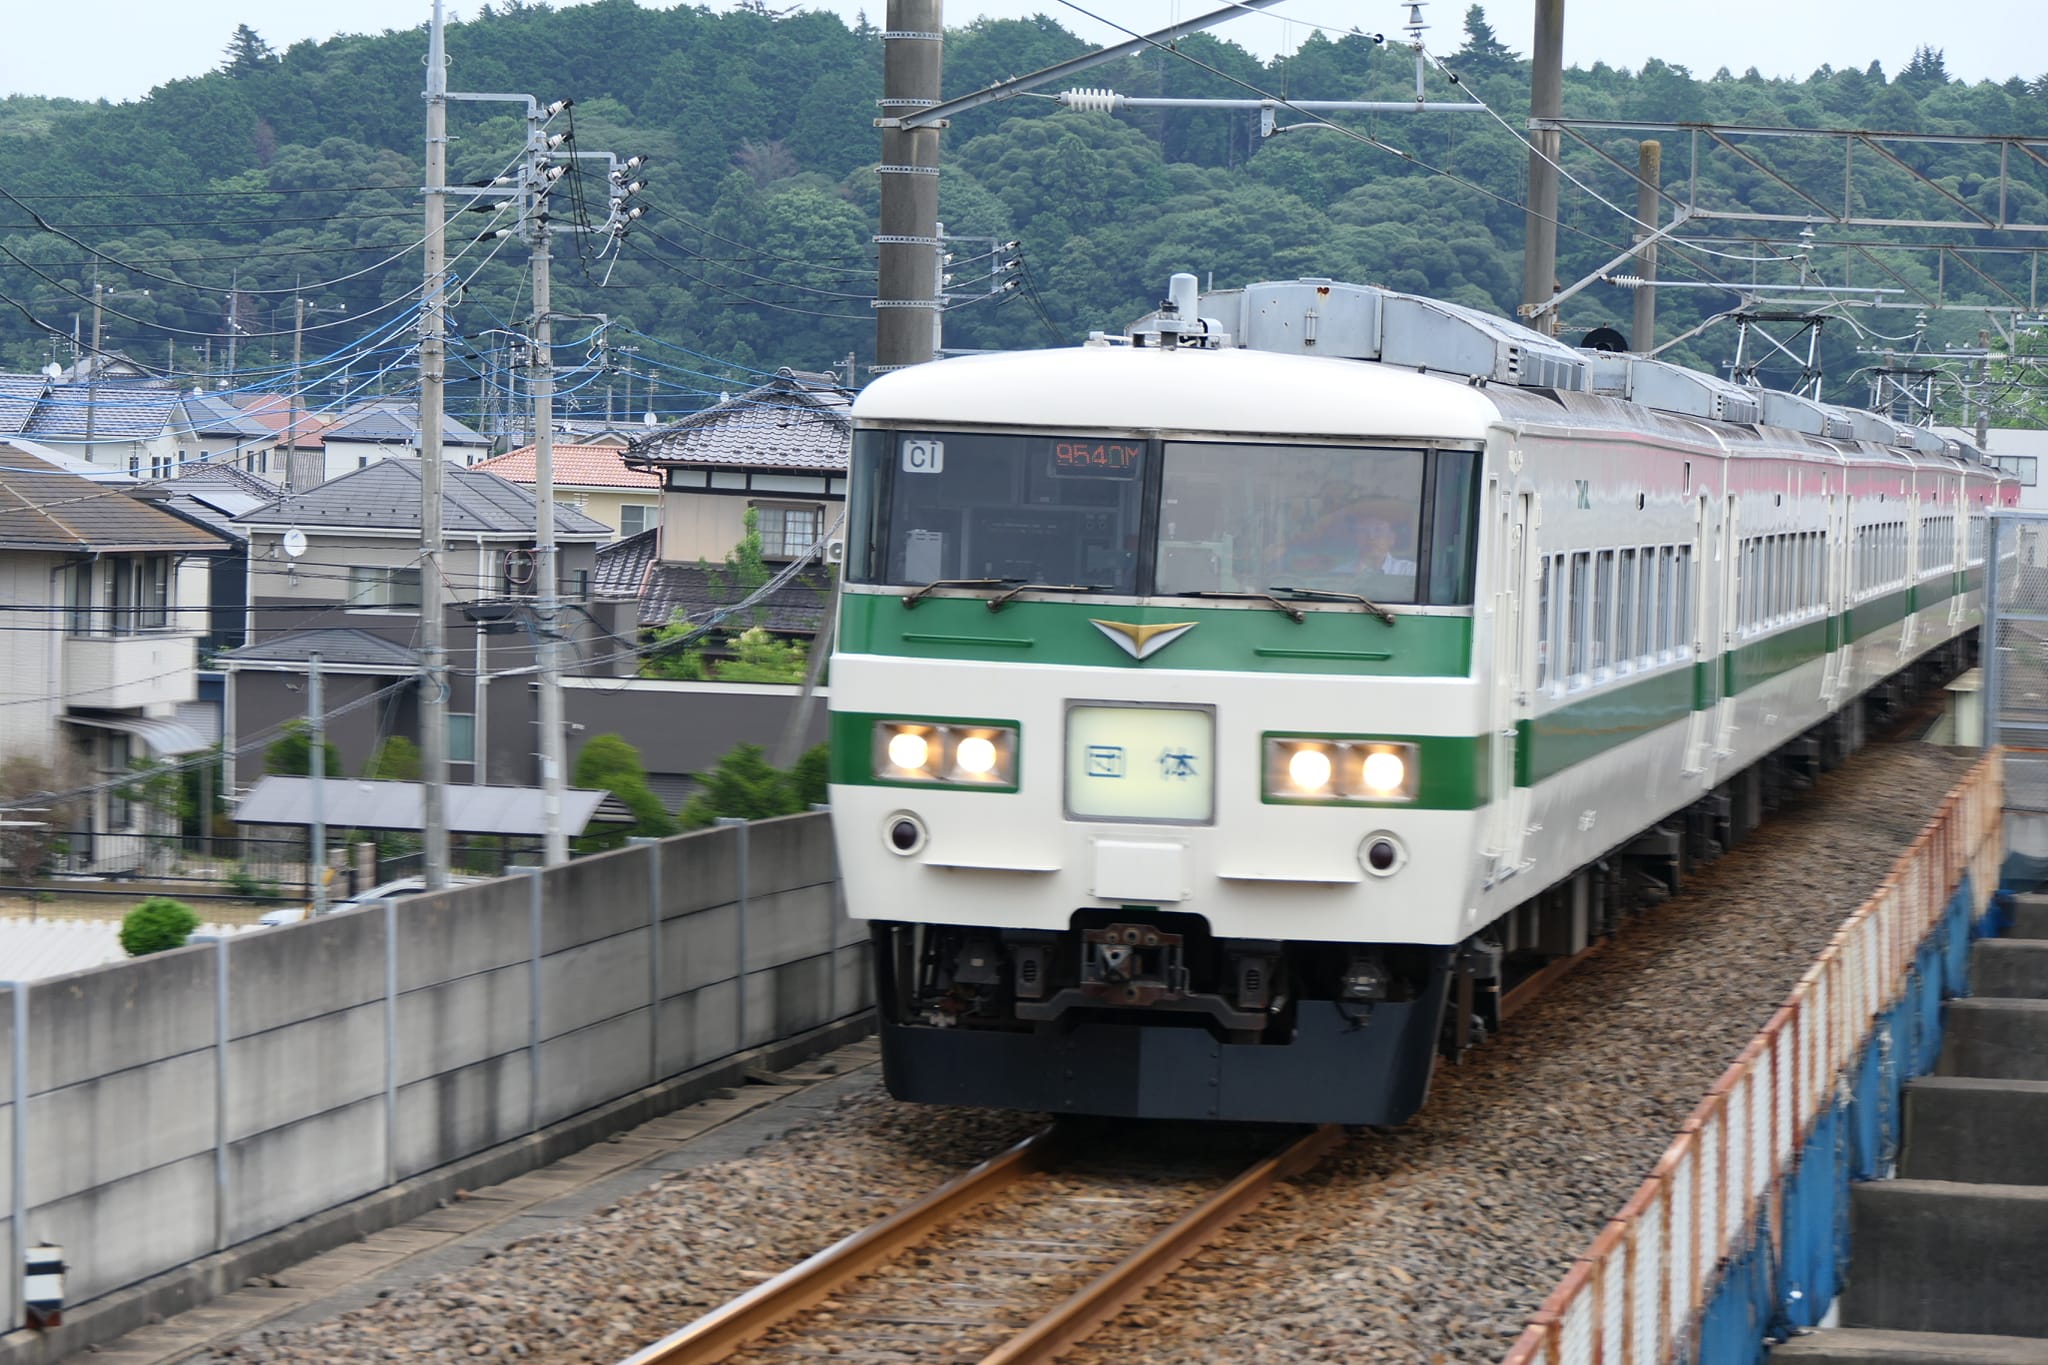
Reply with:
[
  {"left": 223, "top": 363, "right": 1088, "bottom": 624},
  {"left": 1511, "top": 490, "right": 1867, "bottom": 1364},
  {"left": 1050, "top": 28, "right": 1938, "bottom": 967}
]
[
  {"left": 838, "top": 592, "right": 1474, "bottom": 676},
  {"left": 1517, "top": 666, "right": 1695, "bottom": 788}
]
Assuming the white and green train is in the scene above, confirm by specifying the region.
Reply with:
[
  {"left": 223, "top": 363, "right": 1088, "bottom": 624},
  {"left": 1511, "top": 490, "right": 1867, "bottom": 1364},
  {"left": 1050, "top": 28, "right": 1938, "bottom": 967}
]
[{"left": 826, "top": 275, "right": 2013, "bottom": 1125}]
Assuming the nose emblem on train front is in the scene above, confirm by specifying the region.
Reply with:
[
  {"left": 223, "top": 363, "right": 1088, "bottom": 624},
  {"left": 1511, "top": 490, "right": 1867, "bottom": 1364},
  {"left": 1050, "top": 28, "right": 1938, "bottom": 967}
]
[{"left": 1090, "top": 619, "right": 1198, "bottom": 661}]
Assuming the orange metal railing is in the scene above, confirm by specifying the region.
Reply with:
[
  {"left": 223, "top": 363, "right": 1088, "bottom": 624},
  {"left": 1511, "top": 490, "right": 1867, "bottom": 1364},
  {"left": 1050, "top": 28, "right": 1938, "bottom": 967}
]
[{"left": 1500, "top": 748, "right": 2004, "bottom": 1365}]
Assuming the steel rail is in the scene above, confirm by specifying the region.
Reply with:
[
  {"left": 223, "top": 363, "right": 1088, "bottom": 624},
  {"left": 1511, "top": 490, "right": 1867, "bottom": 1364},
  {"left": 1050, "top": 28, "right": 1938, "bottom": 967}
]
[
  {"left": 616, "top": 1125, "right": 1062, "bottom": 1365},
  {"left": 616, "top": 1121, "right": 1341, "bottom": 1365},
  {"left": 978, "top": 1123, "right": 1344, "bottom": 1365}
]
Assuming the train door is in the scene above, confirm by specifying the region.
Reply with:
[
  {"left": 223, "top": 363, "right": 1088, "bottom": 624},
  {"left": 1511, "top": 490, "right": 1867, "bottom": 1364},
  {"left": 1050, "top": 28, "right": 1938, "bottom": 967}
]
[
  {"left": 1901, "top": 492, "right": 1921, "bottom": 656},
  {"left": 1835, "top": 489, "right": 1851, "bottom": 703},
  {"left": 1685, "top": 492, "right": 1726, "bottom": 777},
  {"left": 1485, "top": 479, "right": 1533, "bottom": 879}
]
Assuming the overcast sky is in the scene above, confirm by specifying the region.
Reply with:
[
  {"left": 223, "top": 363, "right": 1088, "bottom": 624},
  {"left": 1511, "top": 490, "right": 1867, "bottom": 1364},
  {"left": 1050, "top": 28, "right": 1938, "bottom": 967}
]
[{"left": 2, "top": 1, "right": 2041, "bottom": 104}]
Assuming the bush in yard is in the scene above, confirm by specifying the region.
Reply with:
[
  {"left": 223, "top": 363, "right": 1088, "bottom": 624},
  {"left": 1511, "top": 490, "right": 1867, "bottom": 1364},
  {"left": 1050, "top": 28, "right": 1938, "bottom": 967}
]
[{"left": 120, "top": 897, "right": 200, "bottom": 956}]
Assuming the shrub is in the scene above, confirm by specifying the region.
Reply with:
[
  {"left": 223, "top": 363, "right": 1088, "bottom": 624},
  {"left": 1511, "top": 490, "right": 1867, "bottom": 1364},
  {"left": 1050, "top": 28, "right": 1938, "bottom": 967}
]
[{"left": 120, "top": 898, "right": 200, "bottom": 956}]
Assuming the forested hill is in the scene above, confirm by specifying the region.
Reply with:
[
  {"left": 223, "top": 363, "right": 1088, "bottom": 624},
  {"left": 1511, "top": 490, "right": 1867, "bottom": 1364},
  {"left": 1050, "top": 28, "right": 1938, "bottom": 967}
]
[{"left": 1, "top": 1, "right": 2043, "bottom": 429}]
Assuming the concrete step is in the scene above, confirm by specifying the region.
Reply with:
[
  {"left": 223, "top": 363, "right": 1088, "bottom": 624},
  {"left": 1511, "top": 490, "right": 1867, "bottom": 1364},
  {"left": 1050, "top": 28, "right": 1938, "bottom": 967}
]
[
  {"left": 1902, "top": 1078, "right": 2048, "bottom": 1184},
  {"left": 1774, "top": 1328, "right": 2048, "bottom": 1364},
  {"left": 1971, "top": 940, "right": 2048, "bottom": 998},
  {"left": 1841, "top": 1180, "right": 2048, "bottom": 1337},
  {"left": 2012, "top": 894, "right": 2048, "bottom": 941},
  {"left": 1937, "top": 1000, "right": 2048, "bottom": 1081}
]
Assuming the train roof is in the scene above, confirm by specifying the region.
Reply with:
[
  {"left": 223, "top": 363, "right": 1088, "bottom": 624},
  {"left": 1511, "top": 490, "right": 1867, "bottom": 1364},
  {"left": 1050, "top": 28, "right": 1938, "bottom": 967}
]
[
  {"left": 858, "top": 275, "right": 1998, "bottom": 477},
  {"left": 854, "top": 345, "right": 1502, "bottom": 442}
]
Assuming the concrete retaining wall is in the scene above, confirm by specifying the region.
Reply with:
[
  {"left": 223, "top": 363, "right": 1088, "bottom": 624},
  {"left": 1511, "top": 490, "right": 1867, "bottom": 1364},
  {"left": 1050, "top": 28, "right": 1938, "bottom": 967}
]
[{"left": 0, "top": 812, "right": 866, "bottom": 1338}]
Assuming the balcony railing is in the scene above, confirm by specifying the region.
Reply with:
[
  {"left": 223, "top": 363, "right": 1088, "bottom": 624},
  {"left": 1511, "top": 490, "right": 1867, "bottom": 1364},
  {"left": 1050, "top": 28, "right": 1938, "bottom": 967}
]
[{"left": 63, "top": 631, "right": 199, "bottom": 709}]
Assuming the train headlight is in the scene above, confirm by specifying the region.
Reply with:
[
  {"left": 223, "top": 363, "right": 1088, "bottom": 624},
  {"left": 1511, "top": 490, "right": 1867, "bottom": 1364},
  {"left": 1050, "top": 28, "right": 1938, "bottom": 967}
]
[
  {"left": 873, "top": 721, "right": 1019, "bottom": 787},
  {"left": 1264, "top": 737, "right": 1419, "bottom": 803},
  {"left": 887, "top": 730, "right": 933, "bottom": 773},
  {"left": 1287, "top": 746, "right": 1335, "bottom": 792},
  {"left": 1360, "top": 749, "right": 1406, "bottom": 796}
]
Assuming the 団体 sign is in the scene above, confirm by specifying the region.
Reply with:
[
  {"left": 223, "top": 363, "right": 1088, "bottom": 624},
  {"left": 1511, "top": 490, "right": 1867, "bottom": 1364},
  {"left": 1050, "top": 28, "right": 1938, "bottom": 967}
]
[{"left": 1065, "top": 704, "right": 1214, "bottom": 822}]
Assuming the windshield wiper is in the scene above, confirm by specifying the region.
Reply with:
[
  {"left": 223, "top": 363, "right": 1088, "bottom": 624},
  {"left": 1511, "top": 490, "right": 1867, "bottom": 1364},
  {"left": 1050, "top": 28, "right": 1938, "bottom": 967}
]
[
  {"left": 987, "top": 582, "right": 1109, "bottom": 612},
  {"left": 1268, "top": 585, "right": 1398, "bottom": 627},
  {"left": 901, "top": 577, "right": 1021, "bottom": 609},
  {"left": 1179, "top": 589, "right": 1306, "bottom": 623}
]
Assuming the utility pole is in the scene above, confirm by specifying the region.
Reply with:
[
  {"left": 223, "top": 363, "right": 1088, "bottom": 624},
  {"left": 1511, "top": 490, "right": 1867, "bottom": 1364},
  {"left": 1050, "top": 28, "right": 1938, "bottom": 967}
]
[
  {"left": 527, "top": 137, "right": 569, "bottom": 867},
  {"left": 224, "top": 272, "right": 241, "bottom": 387},
  {"left": 1633, "top": 140, "right": 1660, "bottom": 352},
  {"left": 1520, "top": 0, "right": 1564, "bottom": 335},
  {"left": 419, "top": 0, "right": 453, "bottom": 890},
  {"left": 875, "top": 0, "right": 943, "bottom": 372},
  {"left": 309, "top": 652, "right": 327, "bottom": 917}
]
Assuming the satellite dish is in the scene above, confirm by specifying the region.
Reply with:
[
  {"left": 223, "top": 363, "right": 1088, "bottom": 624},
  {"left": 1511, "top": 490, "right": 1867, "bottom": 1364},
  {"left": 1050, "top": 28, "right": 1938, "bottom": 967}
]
[
  {"left": 41, "top": 362, "right": 62, "bottom": 380},
  {"left": 643, "top": 410, "right": 658, "bottom": 427},
  {"left": 282, "top": 528, "right": 308, "bottom": 559}
]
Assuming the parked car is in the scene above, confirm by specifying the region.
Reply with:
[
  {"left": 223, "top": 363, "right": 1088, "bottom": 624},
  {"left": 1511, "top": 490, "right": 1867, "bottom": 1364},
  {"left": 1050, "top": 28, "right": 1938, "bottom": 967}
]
[{"left": 257, "top": 875, "right": 484, "bottom": 927}]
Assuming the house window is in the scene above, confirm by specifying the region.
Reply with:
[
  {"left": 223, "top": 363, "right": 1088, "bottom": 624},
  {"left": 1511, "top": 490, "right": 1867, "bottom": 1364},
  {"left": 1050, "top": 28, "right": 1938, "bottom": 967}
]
[
  {"left": 1997, "top": 456, "right": 2038, "bottom": 487},
  {"left": 448, "top": 714, "right": 476, "bottom": 764},
  {"left": 104, "top": 557, "right": 166, "bottom": 634},
  {"left": 754, "top": 502, "right": 823, "bottom": 558},
  {"left": 619, "top": 503, "right": 656, "bottom": 537},
  {"left": 105, "top": 734, "right": 132, "bottom": 828},
  {"left": 347, "top": 566, "right": 423, "bottom": 610},
  {"left": 67, "top": 563, "right": 94, "bottom": 635}
]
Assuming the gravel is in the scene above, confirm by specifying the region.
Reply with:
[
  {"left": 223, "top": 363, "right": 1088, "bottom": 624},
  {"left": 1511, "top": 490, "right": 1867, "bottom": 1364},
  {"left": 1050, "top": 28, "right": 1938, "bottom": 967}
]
[{"left": 207, "top": 740, "right": 1978, "bottom": 1365}]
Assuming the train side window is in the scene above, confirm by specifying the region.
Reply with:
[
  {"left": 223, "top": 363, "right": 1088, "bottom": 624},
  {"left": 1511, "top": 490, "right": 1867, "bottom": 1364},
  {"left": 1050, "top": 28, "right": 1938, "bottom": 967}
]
[
  {"left": 1537, "top": 555, "right": 1553, "bottom": 688},
  {"left": 1674, "top": 546, "right": 1693, "bottom": 652},
  {"left": 1592, "top": 550, "right": 1614, "bottom": 674},
  {"left": 1568, "top": 551, "right": 1590, "bottom": 682},
  {"left": 1637, "top": 548, "right": 1656, "bottom": 660},
  {"left": 1616, "top": 549, "right": 1636, "bottom": 670},
  {"left": 1657, "top": 546, "right": 1676, "bottom": 654}
]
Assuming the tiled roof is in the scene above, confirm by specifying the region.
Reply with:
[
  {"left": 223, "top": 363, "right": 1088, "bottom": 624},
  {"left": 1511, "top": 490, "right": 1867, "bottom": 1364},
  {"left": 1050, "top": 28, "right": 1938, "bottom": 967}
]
[
  {"left": 0, "top": 374, "right": 46, "bottom": 435},
  {"left": 170, "top": 461, "right": 277, "bottom": 497},
  {"left": 234, "top": 395, "right": 331, "bottom": 448},
  {"left": 625, "top": 369, "right": 850, "bottom": 473},
  {"left": 471, "top": 443, "right": 660, "bottom": 491},
  {"left": 21, "top": 385, "right": 179, "bottom": 441},
  {"left": 236, "top": 459, "right": 612, "bottom": 538},
  {"left": 0, "top": 452, "right": 231, "bottom": 553},
  {"left": 635, "top": 561, "right": 834, "bottom": 633},
  {"left": 593, "top": 527, "right": 657, "bottom": 599},
  {"left": 221, "top": 626, "right": 422, "bottom": 670},
  {"left": 322, "top": 399, "right": 489, "bottom": 448},
  {"left": 177, "top": 393, "right": 275, "bottom": 440}
]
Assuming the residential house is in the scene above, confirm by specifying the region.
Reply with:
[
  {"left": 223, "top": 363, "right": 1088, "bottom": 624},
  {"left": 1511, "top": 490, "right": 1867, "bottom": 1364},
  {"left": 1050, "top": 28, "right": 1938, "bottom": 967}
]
[
  {"left": 600, "top": 369, "right": 849, "bottom": 642},
  {"left": 234, "top": 393, "right": 334, "bottom": 491},
  {"left": 314, "top": 400, "right": 492, "bottom": 484},
  {"left": 220, "top": 459, "right": 623, "bottom": 792},
  {"left": 172, "top": 393, "right": 282, "bottom": 485},
  {"left": 0, "top": 447, "right": 230, "bottom": 863},
  {"left": 9, "top": 377, "right": 182, "bottom": 479},
  {"left": 137, "top": 461, "right": 275, "bottom": 655},
  {"left": 469, "top": 441, "right": 662, "bottom": 541}
]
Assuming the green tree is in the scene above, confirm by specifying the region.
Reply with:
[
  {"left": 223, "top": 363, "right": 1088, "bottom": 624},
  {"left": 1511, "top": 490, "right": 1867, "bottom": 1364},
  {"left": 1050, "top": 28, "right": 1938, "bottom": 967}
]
[
  {"left": 1452, "top": 5, "right": 1518, "bottom": 78},
  {"left": 265, "top": 720, "right": 343, "bottom": 778},
  {"left": 573, "top": 733, "right": 677, "bottom": 841},
  {"left": 363, "top": 735, "right": 423, "bottom": 782},
  {"left": 715, "top": 626, "right": 810, "bottom": 683},
  {"left": 221, "top": 25, "right": 277, "bottom": 76},
  {"left": 677, "top": 742, "right": 829, "bottom": 829},
  {"left": 121, "top": 897, "right": 200, "bottom": 956}
]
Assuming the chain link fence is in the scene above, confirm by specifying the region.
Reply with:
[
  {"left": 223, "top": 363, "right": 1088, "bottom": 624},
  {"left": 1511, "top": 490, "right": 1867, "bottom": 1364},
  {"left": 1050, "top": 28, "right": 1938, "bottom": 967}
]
[{"left": 1984, "top": 513, "right": 2048, "bottom": 813}]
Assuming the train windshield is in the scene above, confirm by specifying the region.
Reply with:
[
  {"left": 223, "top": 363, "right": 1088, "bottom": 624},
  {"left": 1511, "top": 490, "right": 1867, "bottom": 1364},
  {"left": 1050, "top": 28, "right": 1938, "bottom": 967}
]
[
  {"left": 850, "top": 431, "right": 1148, "bottom": 592},
  {"left": 1157, "top": 443, "right": 1477, "bottom": 605}
]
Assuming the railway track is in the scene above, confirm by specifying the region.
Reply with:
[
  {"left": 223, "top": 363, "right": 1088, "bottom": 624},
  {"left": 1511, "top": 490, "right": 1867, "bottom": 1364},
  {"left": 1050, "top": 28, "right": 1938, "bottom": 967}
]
[{"left": 616, "top": 1122, "right": 1341, "bottom": 1365}]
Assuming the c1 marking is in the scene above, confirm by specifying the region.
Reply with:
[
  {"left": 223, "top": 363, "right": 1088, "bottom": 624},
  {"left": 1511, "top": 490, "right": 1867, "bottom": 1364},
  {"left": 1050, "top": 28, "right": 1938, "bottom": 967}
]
[{"left": 902, "top": 438, "right": 945, "bottom": 474}]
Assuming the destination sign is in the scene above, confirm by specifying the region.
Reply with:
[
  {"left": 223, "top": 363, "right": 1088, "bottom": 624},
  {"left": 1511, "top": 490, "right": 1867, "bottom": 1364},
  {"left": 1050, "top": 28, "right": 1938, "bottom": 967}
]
[{"left": 1050, "top": 440, "right": 1143, "bottom": 478}]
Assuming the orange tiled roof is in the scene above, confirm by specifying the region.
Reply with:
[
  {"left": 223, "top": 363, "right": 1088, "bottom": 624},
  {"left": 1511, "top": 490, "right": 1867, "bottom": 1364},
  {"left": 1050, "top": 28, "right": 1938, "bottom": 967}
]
[{"left": 471, "top": 443, "right": 660, "bottom": 490}]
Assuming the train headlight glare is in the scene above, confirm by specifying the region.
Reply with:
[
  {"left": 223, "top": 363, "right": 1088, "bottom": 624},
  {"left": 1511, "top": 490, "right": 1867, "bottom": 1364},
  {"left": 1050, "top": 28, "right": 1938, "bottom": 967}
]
[
  {"left": 887, "top": 731, "right": 932, "bottom": 772},
  {"left": 1288, "top": 746, "right": 1334, "bottom": 791},
  {"left": 874, "top": 721, "right": 1019, "bottom": 786},
  {"left": 1360, "top": 750, "right": 1406, "bottom": 795}
]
